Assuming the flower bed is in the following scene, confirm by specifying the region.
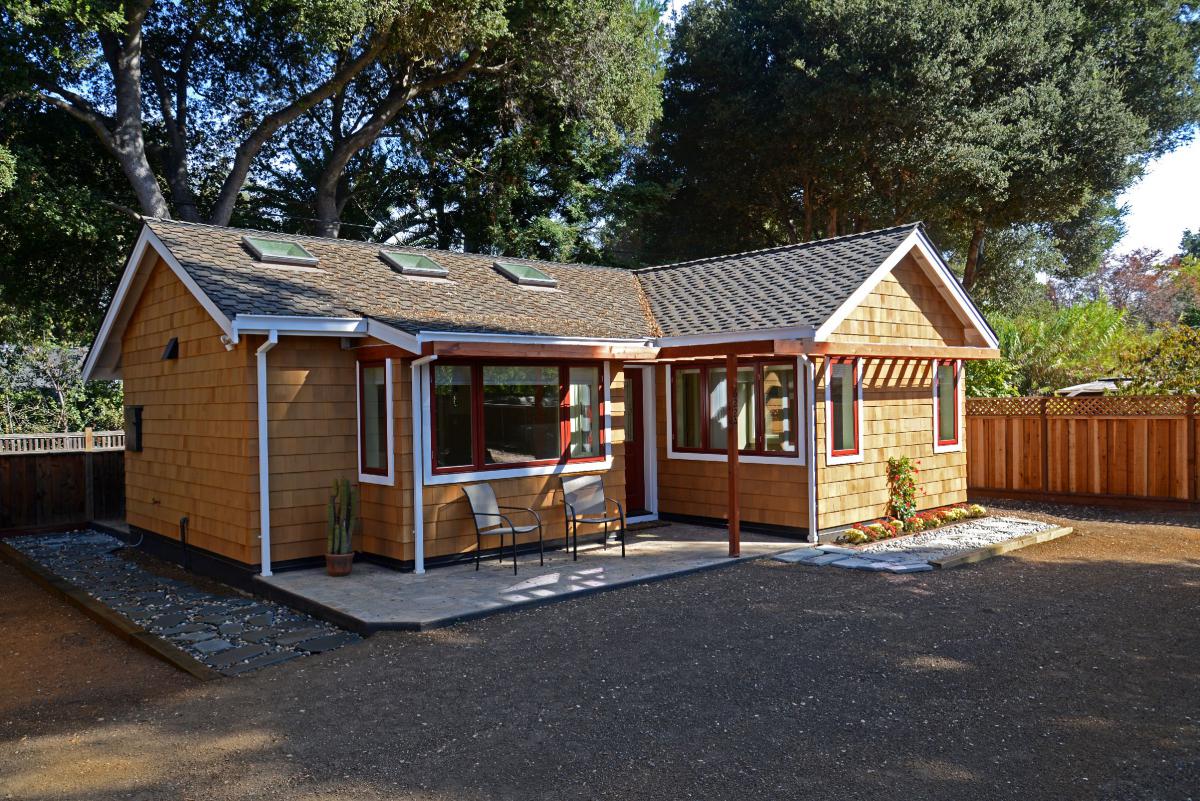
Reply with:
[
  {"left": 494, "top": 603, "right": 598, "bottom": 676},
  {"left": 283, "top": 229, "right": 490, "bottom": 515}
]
[{"left": 836, "top": 503, "right": 988, "bottom": 545}]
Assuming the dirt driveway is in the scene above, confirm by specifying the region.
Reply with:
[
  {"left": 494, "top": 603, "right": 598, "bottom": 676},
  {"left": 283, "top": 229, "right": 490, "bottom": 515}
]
[{"left": 2, "top": 502, "right": 1198, "bottom": 800}]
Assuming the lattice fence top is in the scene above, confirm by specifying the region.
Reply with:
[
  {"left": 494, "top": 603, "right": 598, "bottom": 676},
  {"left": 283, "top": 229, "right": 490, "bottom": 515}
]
[
  {"left": 968, "top": 396, "right": 1197, "bottom": 417},
  {"left": 966, "top": 397, "right": 1043, "bottom": 416}
]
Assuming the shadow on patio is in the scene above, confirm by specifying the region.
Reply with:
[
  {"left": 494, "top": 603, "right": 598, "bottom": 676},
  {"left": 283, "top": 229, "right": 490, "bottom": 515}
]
[{"left": 256, "top": 522, "right": 801, "bottom": 631}]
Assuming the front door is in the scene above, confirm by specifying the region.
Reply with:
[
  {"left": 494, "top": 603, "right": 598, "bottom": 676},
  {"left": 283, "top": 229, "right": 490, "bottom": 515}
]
[{"left": 624, "top": 367, "right": 647, "bottom": 515}]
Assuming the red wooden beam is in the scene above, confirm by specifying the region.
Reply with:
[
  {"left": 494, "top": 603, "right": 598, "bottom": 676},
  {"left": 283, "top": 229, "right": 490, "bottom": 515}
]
[{"left": 726, "top": 351, "right": 740, "bottom": 557}]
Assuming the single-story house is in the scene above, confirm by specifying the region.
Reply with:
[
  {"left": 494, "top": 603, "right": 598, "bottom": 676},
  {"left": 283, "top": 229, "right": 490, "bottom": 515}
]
[{"left": 83, "top": 219, "right": 998, "bottom": 578}]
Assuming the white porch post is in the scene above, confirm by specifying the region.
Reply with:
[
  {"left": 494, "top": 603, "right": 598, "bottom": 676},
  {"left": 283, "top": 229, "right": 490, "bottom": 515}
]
[
  {"left": 802, "top": 355, "right": 819, "bottom": 543},
  {"left": 256, "top": 331, "right": 279, "bottom": 576},
  {"left": 410, "top": 355, "right": 438, "bottom": 574}
]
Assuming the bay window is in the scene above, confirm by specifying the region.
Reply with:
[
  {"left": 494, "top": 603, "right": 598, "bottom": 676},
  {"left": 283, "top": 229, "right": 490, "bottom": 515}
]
[
  {"left": 430, "top": 362, "right": 605, "bottom": 473},
  {"left": 933, "top": 359, "right": 961, "bottom": 450},
  {"left": 827, "top": 357, "right": 861, "bottom": 461},
  {"left": 670, "top": 360, "right": 798, "bottom": 457}
]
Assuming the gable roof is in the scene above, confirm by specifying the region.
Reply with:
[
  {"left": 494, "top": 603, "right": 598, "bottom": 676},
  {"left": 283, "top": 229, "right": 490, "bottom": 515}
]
[
  {"left": 84, "top": 218, "right": 997, "bottom": 380},
  {"left": 635, "top": 224, "right": 921, "bottom": 339},
  {"left": 143, "top": 219, "right": 658, "bottom": 341}
]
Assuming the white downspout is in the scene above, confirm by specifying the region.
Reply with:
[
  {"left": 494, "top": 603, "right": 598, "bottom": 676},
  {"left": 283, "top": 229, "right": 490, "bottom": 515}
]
[
  {"left": 802, "top": 355, "right": 819, "bottom": 543},
  {"left": 256, "top": 331, "right": 279, "bottom": 576},
  {"left": 410, "top": 355, "right": 438, "bottom": 574}
]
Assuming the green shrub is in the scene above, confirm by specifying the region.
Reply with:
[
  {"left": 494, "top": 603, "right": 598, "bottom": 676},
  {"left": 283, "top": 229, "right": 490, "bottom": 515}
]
[
  {"left": 967, "top": 504, "right": 987, "bottom": 518},
  {"left": 903, "top": 517, "right": 924, "bottom": 533},
  {"left": 838, "top": 529, "right": 869, "bottom": 545}
]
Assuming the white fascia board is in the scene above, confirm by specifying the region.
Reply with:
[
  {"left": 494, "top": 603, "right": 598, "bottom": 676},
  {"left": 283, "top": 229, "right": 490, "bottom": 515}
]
[
  {"left": 416, "top": 330, "right": 654, "bottom": 347},
  {"left": 83, "top": 225, "right": 234, "bottom": 382},
  {"left": 232, "top": 315, "right": 369, "bottom": 341},
  {"left": 654, "top": 326, "right": 816, "bottom": 348},
  {"left": 366, "top": 319, "right": 421, "bottom": 353},
  {"left": 812, "top": 229, "right": 999, "bottom": 349}
]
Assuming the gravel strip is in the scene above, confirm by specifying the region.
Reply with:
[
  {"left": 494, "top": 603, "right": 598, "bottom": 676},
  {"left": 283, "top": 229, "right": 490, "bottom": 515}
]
[
  {"left": 7, "top": 530, "right": 358, "bottom": 675},
  {"left": 856, "top": 515, "right": 1056, "bottom": 561}
]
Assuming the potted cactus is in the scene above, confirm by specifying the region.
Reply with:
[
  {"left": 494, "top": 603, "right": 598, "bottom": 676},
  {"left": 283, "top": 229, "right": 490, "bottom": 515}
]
[{"left": 326, "top": 478, "right": 357, "bottom": 576}]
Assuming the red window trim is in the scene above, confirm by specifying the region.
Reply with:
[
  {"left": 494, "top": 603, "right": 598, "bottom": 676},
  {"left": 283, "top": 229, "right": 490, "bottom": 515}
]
[
  {"left": 670, "top": 359, "right": 801, "bottom": 457},
  {"left": 358, "top": 360, "right": 389, "bottom": 476},
  {"left": 828, "top": 356, "right": 860, "bottom": 457},
  {"left": 428, "top": 359, "right": 608, "bottom": 475},
  {"left": 935, "top": 359, "right": 960, "bottom": 446}
]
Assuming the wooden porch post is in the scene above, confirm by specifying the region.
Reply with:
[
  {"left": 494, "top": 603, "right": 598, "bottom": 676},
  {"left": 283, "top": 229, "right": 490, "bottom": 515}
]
[{"left": 726, "top": 352, "right": 740, "bottom": 557}]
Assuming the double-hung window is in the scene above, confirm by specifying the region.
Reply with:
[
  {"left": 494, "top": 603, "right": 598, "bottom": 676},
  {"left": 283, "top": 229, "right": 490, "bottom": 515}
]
[
  {"left": 431, "top": 362, "right": 605, "bottom": 474},
  {"left": 826, "top": 357, "right": 862, "bottom": 463},
  {"left": 670, "top": 360, "right": 799, "bottom": 457},
  {"left": 358, "top": 360, "right": 394, "bottom": 484},
  {"left": 932, "top": 359, "right": 961, "bottom": 451}
]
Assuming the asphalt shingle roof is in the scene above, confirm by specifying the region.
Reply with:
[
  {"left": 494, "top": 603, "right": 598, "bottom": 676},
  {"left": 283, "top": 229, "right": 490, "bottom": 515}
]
[
  {"left": 143, "top": 219, "right": 924, "bottom": 341},
  {"left": 146, "top": 220, "right": 658, "bottom": 339},
  {"left": 633, "top": 224, "right": 921, "bottom": 338}
]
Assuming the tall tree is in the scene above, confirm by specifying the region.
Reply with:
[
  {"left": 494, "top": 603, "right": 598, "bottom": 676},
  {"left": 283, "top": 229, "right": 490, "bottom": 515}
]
[
  {"left": 5, "top": 0, "right": 664, "bottom": 236},
  {"left": 619, "top": 0, "right": 1200, "bottom": 283}
]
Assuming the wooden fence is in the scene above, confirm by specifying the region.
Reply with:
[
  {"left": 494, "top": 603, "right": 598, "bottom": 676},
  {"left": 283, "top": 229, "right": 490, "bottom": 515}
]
[
  {"left": 966, "top": 395, "right": 1199, "bottom": 508},
  {"left": 0, "top": 428, "right": 124, "bottom": 454},
  {"left": 0, "top": 441, "right": 125, "bottom": 533}
]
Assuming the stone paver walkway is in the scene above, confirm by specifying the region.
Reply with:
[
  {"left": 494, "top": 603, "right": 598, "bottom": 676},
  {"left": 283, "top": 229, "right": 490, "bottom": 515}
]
[
  {"left": 8, "top": 531, "right": 359, "bottom": 675},
  {"left": 259, "top": 524, "right": 798, "bottom": 630},
  {"left": 774, "top": 515, "right": 1057, "bottom": 572}
]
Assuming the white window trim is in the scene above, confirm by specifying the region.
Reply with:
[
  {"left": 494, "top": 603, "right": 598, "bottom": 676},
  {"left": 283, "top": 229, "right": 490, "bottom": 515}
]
[
  {"left": 664, "top": 360, "right": 807, "bottom": 466},
  {"left": 932, "top": 358, "right": 964, "bottom": 454},
  {"left": 420, "top": 361, "right": 614, "bottom": 486},
  {"left": 825, "top": 356, "right": 865, "bottom": 466},
  {"left": 357, "top": 359, "right": 395, "bottom": 485}
]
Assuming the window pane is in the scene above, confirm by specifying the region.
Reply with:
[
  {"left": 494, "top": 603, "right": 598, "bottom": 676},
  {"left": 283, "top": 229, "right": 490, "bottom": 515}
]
[
  {"left": 482, "top": 365, "right": 560, "bottom": 464},
  {"left": 709, "top": 366, "right": 757, "bottom": 450},
  {"left": 568, "top": 366, "right": 601, "bottom": 458},
  {"left": 673, "top": 368, "right": 702, "bottom": 448},
  {"left": 830, "top": 362, "right": 856, "bottom": 453},
  {"left": 762, "top": 364, "right": 796, "bottom": 452},
  {"left": 434, "top": 365, "right": 474, "bottom": 467},
  {"left": 362, "top": 365, "right": 388, "bottom": 471},
  {"left": 938, "top": 363, "right": 957, "bottom": 442}
]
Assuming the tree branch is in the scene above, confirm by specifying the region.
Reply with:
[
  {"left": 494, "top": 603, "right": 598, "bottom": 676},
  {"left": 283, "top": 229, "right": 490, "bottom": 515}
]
[{"left": 208, "top": 27, "right": 394, "bottom": 226}]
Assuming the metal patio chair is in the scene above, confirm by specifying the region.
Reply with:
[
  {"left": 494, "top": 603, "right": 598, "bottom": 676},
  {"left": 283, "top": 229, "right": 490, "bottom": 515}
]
[
  {"left": 560, "top": 475, "right": 626, "bottom": 561},
  {"left": 462, "top": 483, "right": 544, "bottom": 575}
]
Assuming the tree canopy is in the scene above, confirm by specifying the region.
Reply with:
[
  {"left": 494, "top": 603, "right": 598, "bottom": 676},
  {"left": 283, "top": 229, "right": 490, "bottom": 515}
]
[
  {"left": 617, "top": 0, "right": 1200, "bottom": 293},
  {"left": 5, "top": 0, "right": 665, "bottom": 236}
]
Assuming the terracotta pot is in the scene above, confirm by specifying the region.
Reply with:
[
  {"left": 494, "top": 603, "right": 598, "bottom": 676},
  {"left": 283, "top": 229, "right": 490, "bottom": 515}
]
[{"left": 325, "top": 552, "right": 354, "bottom": 577}]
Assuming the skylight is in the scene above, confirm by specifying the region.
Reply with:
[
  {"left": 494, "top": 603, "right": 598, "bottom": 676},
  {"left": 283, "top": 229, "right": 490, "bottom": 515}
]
[
  {"left": 241, "top": 236, "right": 319, "bottom": 266},
  {"left": 493, "top": 261, "right": 557, "bottom": 288},
  {"left": 380, "top": 250, "right": 448, "bottom": 278}
]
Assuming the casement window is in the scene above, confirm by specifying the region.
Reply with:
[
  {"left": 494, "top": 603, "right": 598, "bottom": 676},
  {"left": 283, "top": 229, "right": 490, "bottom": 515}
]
[
  {"left": 430, "top": 362, "right": 605, "bottom": 474},
  {"left": 670, "top": 360, "right": 799, "bottom": 458},
  {"left": 932, "top": 359, "right": 962, "bottom": 452},
  {"left": 826, "top": 357, "right": 862, "bottom": 464},
  {"left": 357, "top": 360, "right": 394, "bottom": 484}
]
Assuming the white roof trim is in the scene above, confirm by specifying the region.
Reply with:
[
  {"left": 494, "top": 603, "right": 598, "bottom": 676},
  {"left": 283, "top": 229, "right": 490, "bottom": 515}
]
[
  {"left": 416, "top": 331, "right": 655, "bottom": 347},
  {"left": 232, "top": 315, "right": 369, "bottom": 341},
  {"left": 812, "top": 228, "right": 999, "bottom": 349},
  {"left": 82, "top": 225, "right": 234, "bottom": 381}
]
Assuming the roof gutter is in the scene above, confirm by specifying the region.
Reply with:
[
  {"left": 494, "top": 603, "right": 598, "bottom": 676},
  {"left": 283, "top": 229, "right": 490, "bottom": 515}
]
[{"left": 256, "top": 331, "right": 278, "bottom": 576}]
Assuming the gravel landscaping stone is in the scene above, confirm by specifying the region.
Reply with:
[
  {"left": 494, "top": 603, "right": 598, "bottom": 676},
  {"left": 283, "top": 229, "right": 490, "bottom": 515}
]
[
  {"left": 776, "top": 516, "right": 1058, "bottom": 572},
  {"left": 7, "top": 530, "right": 360, "bottom": 675}
]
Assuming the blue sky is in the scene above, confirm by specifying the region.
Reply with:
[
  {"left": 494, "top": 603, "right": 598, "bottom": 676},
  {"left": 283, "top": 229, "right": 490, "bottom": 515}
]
[{"left": 1115, "top": 138, "right": 1199, "bottom": 256}]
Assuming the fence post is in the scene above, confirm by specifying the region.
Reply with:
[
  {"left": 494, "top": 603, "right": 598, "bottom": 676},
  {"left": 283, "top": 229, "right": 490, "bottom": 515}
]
[
  {"left": 1040, "top": 397, "right": 1050, "bottom": 493},
  {"left": 83, "top": 426, "right": 95, "bottom": 523},
  {"left": 1188, "top": 397, "right": 1197, "bottom": 503}
]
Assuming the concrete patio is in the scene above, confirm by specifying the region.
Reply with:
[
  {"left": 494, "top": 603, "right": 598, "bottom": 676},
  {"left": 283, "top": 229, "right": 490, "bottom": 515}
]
[{"left": 256, "top": 523, "right": 801, "bottom": 632}]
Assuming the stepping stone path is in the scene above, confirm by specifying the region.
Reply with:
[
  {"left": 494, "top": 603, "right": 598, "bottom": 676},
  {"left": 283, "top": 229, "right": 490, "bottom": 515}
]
[
  {"left": 773, "top": 515, "right": 1057, "bottom": 572},
  {"left": 9, "top": 530, "right": 360, "bottom": 676}
]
